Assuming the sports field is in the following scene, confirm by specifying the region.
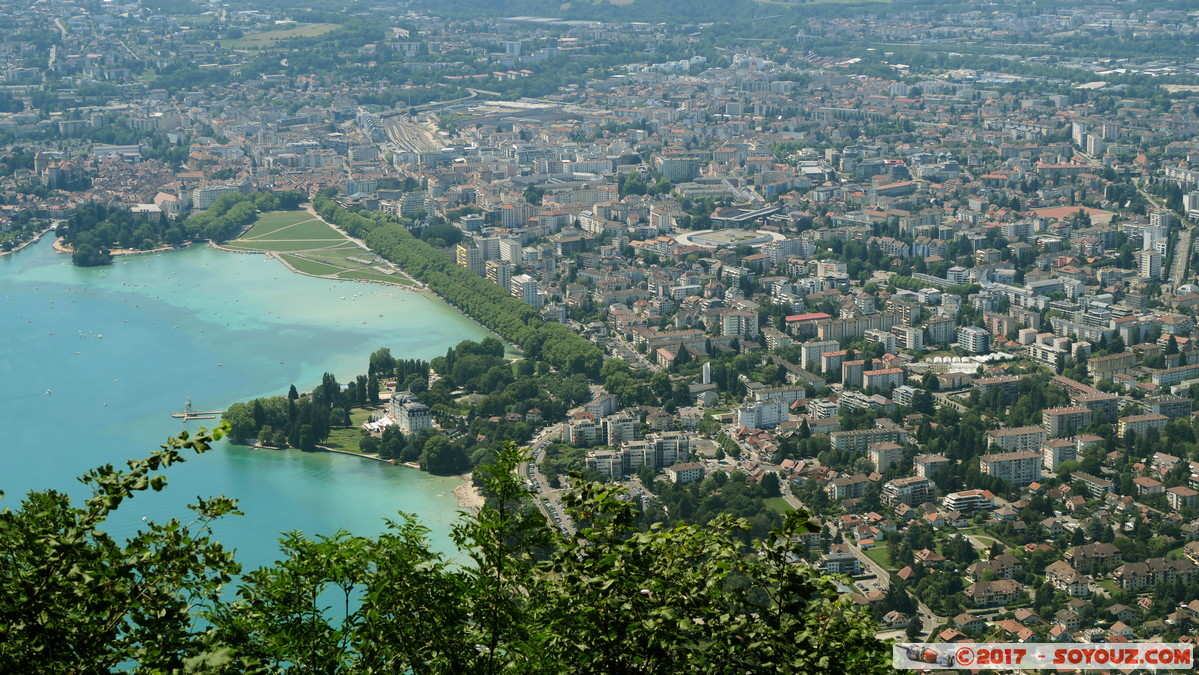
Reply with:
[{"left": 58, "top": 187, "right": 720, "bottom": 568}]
[{"left": 225, "top": 211, "right": 417, "bottom": 286}]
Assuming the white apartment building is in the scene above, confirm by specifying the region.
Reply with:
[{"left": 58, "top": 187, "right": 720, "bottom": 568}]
[
  {"left": 980, "top": 450, "right": 1043, "bottom": 485},
  {"left": 957, "top": 325, "right": 990, "bottom": 354},
  {"left": 510, "top": 274, "right": 544, "bottom": 307}
]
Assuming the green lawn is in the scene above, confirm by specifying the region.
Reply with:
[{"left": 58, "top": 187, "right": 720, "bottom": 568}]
[
  {"left": 1097, "top": 580, "right": 1119, "bottom": 594},
  {"left": 241, "top": 210, "right": 315, "bottom": 235},
  {"left": 764, "top": 497, "right": 795, "bottom": 514},
  {"left": 221, "top": 23, "right": 340, "bottom": 50},
  {"left": 245, "top": 219, "right": 339, "bottom": 242},
  {"left": 972, "top": 534, "right": 999, "bottom": 547},
  {"left": 300, "top": 244, "right": 376, "bottom": 266},
  {"left": 225, "top": 239, "right": 344, "bottom": 253},
  {"left": 325, "top": 427, "right": 366, "bottom": 453},
  {"left": 323, "top": 409, "right": 381, "bottom": 454},
  {"left": 278, "top": 254, "right": 344, "bottom": 276},
  {"left": 864, "top": 545, "right": 892, "bottom": 570},
  {"left": 227, "top": 211, "right": 417, "bottom": 287}
]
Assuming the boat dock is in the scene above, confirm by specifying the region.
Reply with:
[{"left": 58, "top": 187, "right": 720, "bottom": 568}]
[
  {"left": 170, "top": 411, "right": 225, "bottom": 420},
  {"left": 170, "top": 395, "right": 224, "bottom": 420}
]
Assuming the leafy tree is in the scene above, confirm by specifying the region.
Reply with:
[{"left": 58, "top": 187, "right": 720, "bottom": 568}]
[
  {"left": 1, "top": 438, "right": 892, "bottom": 672},
  {"left": 761, "top": 471, "right": 781, "bottom": 498},
  {"left": 0, "top": 425, "right": 244, "bottom": 671}
]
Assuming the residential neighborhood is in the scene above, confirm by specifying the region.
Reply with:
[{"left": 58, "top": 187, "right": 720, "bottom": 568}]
[{"left": 4, "top": 0, "right": 1199, "bottom": 654}]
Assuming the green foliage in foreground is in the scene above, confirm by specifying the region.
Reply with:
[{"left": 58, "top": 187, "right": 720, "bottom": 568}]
[{"left": 0, "top": 428, "right": 892, "bottom": 673}]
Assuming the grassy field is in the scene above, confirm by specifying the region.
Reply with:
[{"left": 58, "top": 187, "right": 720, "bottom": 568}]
[
  {"left": 226, "top": 211, "right": 417, "bottom": 287},
  {"left": 227, "top": 239, "right": 342, "bottom": 253},
  {"left": 323, "top": 409, "right": 379, "bottom": 454},
  {"left": 764, "top": 497, "right": 795, "bottom": 514},
  {"left": 253, "top": 219, "right": 343, "bottom": 242},
  {"left": 236, "top": 210, "right": 326, "bottom": 238},
  {"left": 325, "top": 427, "right": 366, "bottom": 453},
  {"left": 278, "top": 254, "right": 344, "bottom": 276},
  {"left": 222, "top": 23, "right": 340, "bottom": 50},
  {"left": 864, "top": 545, "right": 891, "bottom": 569}
]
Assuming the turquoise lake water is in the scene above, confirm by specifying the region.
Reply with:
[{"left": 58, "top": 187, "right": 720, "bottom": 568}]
[{"left": 0, "top": 237, "right": 494, "bottom": 568}]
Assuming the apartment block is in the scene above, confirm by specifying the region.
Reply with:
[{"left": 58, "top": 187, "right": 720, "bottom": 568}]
[
  {"left": 863, "top": 368, "right": 904, "bottom": 392},
  {"left": 964, "top": 580, "right": 1024, "bottom": 608},
  {"left": 943, "top": 489, "right": 995, "bottom": 512},
  {"left": 882, "top": 476, "right": 936, "bottom": 507},
  {"left": 957, "top": 325, "right": 990, "bottom": 354},
  {"left": 925, "top": 316, "right": 955, "bottom": 345},
  {"left": 841, "top": 359, "right": 868, "bottom": 388},
  {"left": 868, "top": 441, "right": 905, "bottom": 472},
  {"left": 1088, "top": 352, "right": 1136, "bottom": 380},
  {"left": 1071, "top": 471, "right": 1114, "bottom": 497},
  {"left": 825, "top": 473, "right": 871, "bottom": 500},
  {"left": 892, "top": 324, "right": 924, "bottom": 351},
  {"left": 1045, "top": 561, "right": 1092, "bottom": 597},
  {"left": 1041, "top": 439, "right": 1076, "bottom": 472},
  {"left": 914, "top": 453, "right": 951, "bottom": 478},
  {"left": 585, "top": 432, "right": 690, "bottom": 478},
  {"left": 1066, "top": 542, "right": 1121, "bottom": 574},
  {"left": 663, "top": 462, "right": 704, "bottom": 484},
  {"left": 511, "top": 273, "right": 544, "bottom": 308},
  {"left": 864, "top": 329, "right": 896, "bottom": 353},
  {"left": 830, "top": 427, "right": 909, "bottom": 453},
  {"left": 1072, "top": 392, "right": 1120, "bottom": 422},
  {"left": 980, "top": 451, "right": 1043, "bottom": 485},
  {"left": 1117, "top": 413, "right": 1168, "bottom": 437},
  {"left": 801, "top": 340, "right": 840, "bottom": 370},
  {"left": 974, "top": 376, "right": 1020, "bottom": 402},
  {"left": 987, "top": 426, "right": 1048, "bottom": 452},
  {"left": 1042, "top": 406, "right": 1093, "bottom": 438},
  {"left": 455, "top": 243, "right": 484, "bottom": 275},
  {"left": 1113, "top": 558, "right": 1198, "bottom": 592},
  {"left": 1144, "top": 396, "right": 1193, "bottom": 419},
  {"left": 1167, "top": 486, "right": 1199, "bottom": 511},
  {"left": 817, "top": 312, "right": 901, "bottom": 341}
]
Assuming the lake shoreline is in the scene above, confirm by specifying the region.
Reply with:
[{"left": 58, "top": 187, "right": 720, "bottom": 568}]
[
  {"left": 254, "top": 442, "right": 485, "bottom": 514},
  {"left": 0, "top": 224, "right": 56, "bottom": 258},
  {"left": 52, "top": 236, "right": 184, "bottom": 258},
  {"left": 2, "top": 236, "right": 494, "bottom": 562}
]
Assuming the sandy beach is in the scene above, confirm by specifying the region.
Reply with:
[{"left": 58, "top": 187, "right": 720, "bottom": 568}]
[{"left": 453, "top": 476, "right": 486, "bottom": 514}]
